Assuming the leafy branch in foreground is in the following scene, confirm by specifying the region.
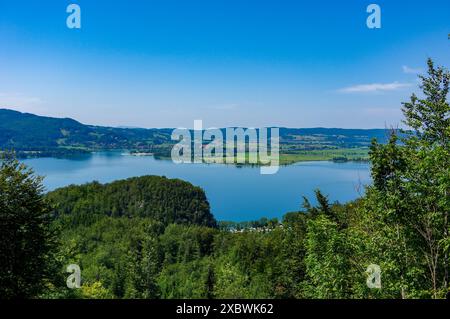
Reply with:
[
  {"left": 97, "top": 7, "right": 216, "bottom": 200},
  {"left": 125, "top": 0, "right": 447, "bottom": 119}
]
[{"left": 0, "top": 152, "right": 59, "bottom": 299}]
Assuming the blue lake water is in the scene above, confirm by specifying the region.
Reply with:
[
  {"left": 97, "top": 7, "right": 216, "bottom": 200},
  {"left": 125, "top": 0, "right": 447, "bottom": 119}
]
[{"left": 23, "top": 152, "right": 371, "bottom": 221}]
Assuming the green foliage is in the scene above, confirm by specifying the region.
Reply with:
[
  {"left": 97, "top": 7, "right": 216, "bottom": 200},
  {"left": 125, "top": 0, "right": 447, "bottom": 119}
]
[
  {"left": 80, "top": 281, "right": 114, "bottom": 299},
  {"left": 365, "top": 58, "right": 449, "bottom": 298},
  {"left": 47, "top": 175, "right": 216, "bottom": 228},
  {"left": 158, "top": 259, "right": 214, "bottom": 299},
  {"left": 304, "top": 215, "right": 352, "bottom": 298},
  {"left": 52, "top": 216, "right": 162, "bottom": 299},
  {"left": 160, "top": 224, "right": 217, "bottom": 264},
  {"left": 0, "top": 153, "right": 59, "bottom": 298},
  {"left": 2, "top": 59, "right": 448, "bottom": 300}
]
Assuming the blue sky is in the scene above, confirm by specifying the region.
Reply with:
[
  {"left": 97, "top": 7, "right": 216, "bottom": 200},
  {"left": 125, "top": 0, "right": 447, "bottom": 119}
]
[{"left": 0, "top": 0, "right": 449, "bottom": 128}]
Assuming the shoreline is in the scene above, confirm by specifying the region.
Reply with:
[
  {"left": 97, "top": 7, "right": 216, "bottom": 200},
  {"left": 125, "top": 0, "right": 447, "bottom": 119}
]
[{"left": 13, "top": 149, "right": 370, "bottom": 166}]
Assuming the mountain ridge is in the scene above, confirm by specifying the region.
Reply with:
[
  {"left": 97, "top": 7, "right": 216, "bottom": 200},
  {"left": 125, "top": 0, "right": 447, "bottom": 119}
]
[
  {"left": 0, "top": 108, "right": 392, "bottom": 159},
  {"left": 0, "top": 108, "right": 390, "bottom": 131}
]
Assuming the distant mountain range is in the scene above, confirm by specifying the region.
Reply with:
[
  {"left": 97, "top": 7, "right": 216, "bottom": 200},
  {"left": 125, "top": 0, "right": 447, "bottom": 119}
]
[{"left": 0, "top": 108, "right": 393, "bottom": 158}]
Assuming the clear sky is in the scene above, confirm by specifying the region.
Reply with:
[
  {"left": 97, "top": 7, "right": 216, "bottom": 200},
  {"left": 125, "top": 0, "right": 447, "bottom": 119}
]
[{"left": 0, "top": 0, "right": 449, "bottom": 128}]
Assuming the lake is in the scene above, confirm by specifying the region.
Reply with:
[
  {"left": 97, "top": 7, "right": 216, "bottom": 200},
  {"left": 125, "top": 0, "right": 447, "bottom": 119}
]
[{"left": 23, "top": 152, "right": 371, "bottom": 221}]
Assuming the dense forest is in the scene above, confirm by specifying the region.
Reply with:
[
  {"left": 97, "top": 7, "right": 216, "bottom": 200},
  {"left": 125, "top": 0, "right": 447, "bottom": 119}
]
[
  {"left": 47, "top": 176, "right": 216, "bottom": 228},
  {"left": 0, "top": 59, "right": 448, "bottom": 299}
]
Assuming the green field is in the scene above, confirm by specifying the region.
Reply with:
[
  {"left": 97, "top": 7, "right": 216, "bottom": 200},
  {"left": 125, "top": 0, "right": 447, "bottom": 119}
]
[
  {"left": 279, "top": 148, "right": 370, "bottom": 165},
  {"left": 198, "top": 147, "right": 370, "bottom": 166}
]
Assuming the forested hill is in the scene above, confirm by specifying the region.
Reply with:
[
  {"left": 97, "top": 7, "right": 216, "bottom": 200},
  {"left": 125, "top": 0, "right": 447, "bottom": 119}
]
[
  {"left": 46, "top": 175, "right": 216, "bottom": 228},
  {"left": 0, "top": 109, "right": 173, "bottom": 156},
  {"left": 0, "top": 109, "right": 391, "bottom": 158}
]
